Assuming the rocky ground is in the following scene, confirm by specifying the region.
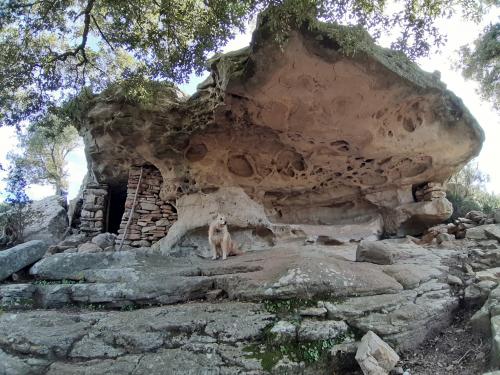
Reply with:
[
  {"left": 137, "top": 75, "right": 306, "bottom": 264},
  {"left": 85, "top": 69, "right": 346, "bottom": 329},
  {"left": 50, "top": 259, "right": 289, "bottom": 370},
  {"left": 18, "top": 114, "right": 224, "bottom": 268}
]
[
  {"left": 2, "top": 222, "right": 500, "bottom": 375},
  {"left": 399, "top": 308, "right": 488, "bottom": 375}
]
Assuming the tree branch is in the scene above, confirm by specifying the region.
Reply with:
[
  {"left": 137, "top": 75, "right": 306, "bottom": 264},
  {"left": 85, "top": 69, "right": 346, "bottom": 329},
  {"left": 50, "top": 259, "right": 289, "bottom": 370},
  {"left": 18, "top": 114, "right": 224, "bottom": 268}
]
[
  {"left": 5, "top": 1, "right": 44, "bottom": 10},
  {"left": 48, "top": 0, "right": 95, "bottom": 64},
  {"left": 91, "top": 14, "right": 115, "bottom": 51}
]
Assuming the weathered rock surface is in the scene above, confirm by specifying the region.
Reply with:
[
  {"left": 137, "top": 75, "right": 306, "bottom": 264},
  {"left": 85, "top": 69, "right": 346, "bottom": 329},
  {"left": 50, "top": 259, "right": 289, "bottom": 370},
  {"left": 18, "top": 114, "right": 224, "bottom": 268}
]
[
  {"left": 466, "top": 224, "right": 500, "bottom": 241},
  {"left": 76, "top": 15, "right": 482, "bottom": 246},
  {"left": 24, "top": 196, "right": 69, "bottom": 245},
  {"left": 91, "top": 232, "right": 116, "bottom": 249},
  {"left": 1, "top": 235, "right": 488, "bottom": 374},
  {"left": 0, "top": 349, "right": 49, "bottom": 375},
  {"left": 77, "top": 242, "right": 103, "bottom": 253},
  {"left": 298, "top": 319, "right": 348, "bottom": 341},
  {"left": 22, "top": 245, "right": 406, "bottom": 308},
  {"left": 355, "top": 331, "right": 399, "bottom": 375},
  {"left": 0, "top": 302, "right": 273, "bottom": 375},
  {"left": 0, "top": 240, "right": 47, "bottom": 281}
]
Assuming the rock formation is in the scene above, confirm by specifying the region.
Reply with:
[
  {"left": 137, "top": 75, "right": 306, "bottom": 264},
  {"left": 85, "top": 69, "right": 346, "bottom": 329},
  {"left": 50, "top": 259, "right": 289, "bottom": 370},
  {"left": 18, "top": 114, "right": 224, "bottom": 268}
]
[
  {"left": 75, "top": 16, "right": 483, "bottom": 249},
  {"left": 23, "top": 196, "right": 69, "bottom": 246}
]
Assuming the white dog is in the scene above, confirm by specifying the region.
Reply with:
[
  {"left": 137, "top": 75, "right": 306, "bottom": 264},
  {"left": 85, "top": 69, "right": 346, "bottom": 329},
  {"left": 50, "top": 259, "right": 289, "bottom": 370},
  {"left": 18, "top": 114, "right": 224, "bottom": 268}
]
[{"left": 208, "top": 214, "right": 242, "bottom": 260}]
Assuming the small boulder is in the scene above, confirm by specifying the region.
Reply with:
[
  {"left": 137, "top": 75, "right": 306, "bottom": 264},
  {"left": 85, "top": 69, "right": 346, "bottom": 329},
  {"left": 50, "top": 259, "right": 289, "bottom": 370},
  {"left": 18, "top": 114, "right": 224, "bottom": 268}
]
[
  {"left": 447, "top": 275, "right": 463, "bottom": 286},
  {"left": 0, "top": 240, "right": 47, "bottom": 281},
  {"left": 91, "top": 233, "right": 116, "bottom": 249},
  {"left": 24, "top": 196, "right": 69, "bottom": 245},
  {"left": 58, "top": 233, "right": 88, "bottom": 247},
  {"left": 356, "top": 241, "right": 397, "bottom": 265},
  {"left": 45, "top": 245, "right": 73, "bottom": 257},
  {"left": 436, "top": 233, "right": 454, "bottom": 244},
  {"left": 495, "top": 209, "right": 500, "bottom": 224},
  {"left": 77, "top": 242, "right": 102, "bottom": 253},
  {"left": 467, "top": 224, "right": 500, "bottom": 241},
  {"left": 485, "top": 225, "right": 500, "bottom": 242},
  {"left": 355, "top": 331, "right": 399, "bottom": 375},
  {"left": 476, "top": 267, "right": 500, "bottom": 282},
  {"left": 466, "top": 210, "right": 487, "bottom": 223}
]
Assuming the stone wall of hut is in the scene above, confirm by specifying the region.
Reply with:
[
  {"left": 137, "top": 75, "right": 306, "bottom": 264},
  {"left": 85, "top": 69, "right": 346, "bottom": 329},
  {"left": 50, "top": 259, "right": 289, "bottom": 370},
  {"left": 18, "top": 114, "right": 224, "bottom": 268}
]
[{"left": 117, "top": 165, "right": 177, "bottom": 247}]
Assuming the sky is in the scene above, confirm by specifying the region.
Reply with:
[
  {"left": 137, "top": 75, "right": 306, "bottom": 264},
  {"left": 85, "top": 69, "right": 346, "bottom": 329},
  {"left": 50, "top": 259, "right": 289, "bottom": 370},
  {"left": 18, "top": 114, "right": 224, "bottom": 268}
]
[{"left": 0, "top": 9, "right": 499, "bottom": 201}]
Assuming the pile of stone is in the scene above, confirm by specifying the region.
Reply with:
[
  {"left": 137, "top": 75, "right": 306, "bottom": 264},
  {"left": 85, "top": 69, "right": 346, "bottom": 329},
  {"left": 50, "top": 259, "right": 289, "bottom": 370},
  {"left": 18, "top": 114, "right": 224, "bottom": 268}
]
[
  {"left": 117, "top": 166, "right": 177, "bottom": 247},
  {"left": 79, "top": 183, "right": 108, "bottom": 237},
  {"left": 414, "top": 182, "right": 447, "bottom": 201},
  {"left": 420, "top": 209, "right": 499, "bottom": 244},
  {"left": 452, "top": 210, "right": 497, "bottom": 239}
]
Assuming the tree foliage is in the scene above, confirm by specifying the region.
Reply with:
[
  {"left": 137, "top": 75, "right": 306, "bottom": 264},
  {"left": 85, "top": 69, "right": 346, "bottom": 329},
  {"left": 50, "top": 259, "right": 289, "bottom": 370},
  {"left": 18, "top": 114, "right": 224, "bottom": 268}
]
[
  {"left": 8, "top": 114, "right": 80, "bottom": 196},
  {"left": 0, "top": 0, "right": 492, "bottom": 127},
  {"left": 0, "top": 162, "right": 38, "bottom": 248},
  {"left": 447, "top": 161, "right": 500, "bottom": 219},
  {"left": 457, "top": 22, "right": 500, "bottom": 112}
]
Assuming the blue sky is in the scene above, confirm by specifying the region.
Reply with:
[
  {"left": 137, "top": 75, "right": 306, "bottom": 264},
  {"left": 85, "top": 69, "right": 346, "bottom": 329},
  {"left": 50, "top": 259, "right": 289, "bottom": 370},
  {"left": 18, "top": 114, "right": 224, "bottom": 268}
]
[{"left": 0, "top": 11, "right": 499, "bottom": 200}]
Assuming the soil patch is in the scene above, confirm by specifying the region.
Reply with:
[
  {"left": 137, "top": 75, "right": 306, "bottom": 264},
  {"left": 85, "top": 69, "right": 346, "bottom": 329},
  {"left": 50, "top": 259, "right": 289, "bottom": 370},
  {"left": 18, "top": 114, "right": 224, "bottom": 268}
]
[{"left": 399, "top": 308, "right": 490, "bottom": 375}]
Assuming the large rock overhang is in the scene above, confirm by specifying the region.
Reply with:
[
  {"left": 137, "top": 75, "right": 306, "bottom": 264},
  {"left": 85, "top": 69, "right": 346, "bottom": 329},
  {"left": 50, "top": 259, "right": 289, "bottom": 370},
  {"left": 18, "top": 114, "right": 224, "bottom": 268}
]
[{"left": 79, "top": 17, "right": 484, "bottom": 235}]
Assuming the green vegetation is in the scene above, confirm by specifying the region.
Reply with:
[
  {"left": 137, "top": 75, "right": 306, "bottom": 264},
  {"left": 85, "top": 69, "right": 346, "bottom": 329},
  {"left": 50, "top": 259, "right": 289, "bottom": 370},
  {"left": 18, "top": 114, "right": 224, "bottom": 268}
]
[
  {"left": 243, "top": 322, "right": 355, "bottom": 371},
  {"left": 8, "top": 114, "right": 80, "bottom": 196},
  {"left": 447, "top": 161, "right": 500, "bottom": 220},
  {"left": 457, "top": 22, "right": 499, "bottom": 112},
  {"left": 250, "top": 297, "right": 352, "bottom": 371},
  {"left": 263, "top": 298, "right": 317, "bottom": 315},
  {"left": 0, "top": 0, "right": 493, "bottom": 127},
  {"left": 0, "top": 162, "right": 40, "bottom": 248},
  {"left": 85, "top": 303, "right": 106, "bottom": 311}
]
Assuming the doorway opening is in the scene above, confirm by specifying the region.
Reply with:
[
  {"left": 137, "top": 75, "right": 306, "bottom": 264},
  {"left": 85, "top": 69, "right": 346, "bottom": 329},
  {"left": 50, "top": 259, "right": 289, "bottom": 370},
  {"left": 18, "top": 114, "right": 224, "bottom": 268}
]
[{"left": 106, "top": 185, "right": 127, "bottom": 234}]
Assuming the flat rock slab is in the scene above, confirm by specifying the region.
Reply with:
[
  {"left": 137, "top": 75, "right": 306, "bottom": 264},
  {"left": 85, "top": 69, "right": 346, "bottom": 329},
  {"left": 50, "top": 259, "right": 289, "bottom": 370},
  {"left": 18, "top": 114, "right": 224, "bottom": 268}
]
[
  {"left": 485, "top": 225, "right": 500, "bottom": 241},
  {"left": 0, "top": 240, "right": 47, "bottom": 281},
  {"left": 467, "top": 225, "right": 500, "bottom": 241},
  {"left": 0, "top": 240, "right": 465, "bottom": 374},
  {"left": 1, "top": 240, "right": 457, "bottom": 310},
  {"left": 324, "top": 279, "right": 458, "bottom": 350},
  {"left": 22, "top": 246, "right": 407, "bottom": 308},
  {"left": 0, "top": 302, "right": 271, "bottom": 374}
]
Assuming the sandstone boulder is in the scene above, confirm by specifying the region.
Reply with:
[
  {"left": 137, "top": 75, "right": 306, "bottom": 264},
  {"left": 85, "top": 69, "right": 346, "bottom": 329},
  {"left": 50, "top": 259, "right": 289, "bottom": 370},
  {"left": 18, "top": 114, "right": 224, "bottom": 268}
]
[
  {"left": 78, "top": 242, "right": 103, "bottom": 253},
  {"left": 76, "top": 15, "right": 482, "bottom": 245},
  {"left": 24, "top": 196, "right": 69, "bottom": 246},
  {"left": 355, "top": 331, "right": 399, "bottom": 375},
  {"left": 356, "top": 241, "right": 398, "bottom": 265},
  {"left": 0, "top": 240, "right": 47, "bottom": 281},
  {"left": 91, "top": 233, "right": 116, "bottom": 249}
]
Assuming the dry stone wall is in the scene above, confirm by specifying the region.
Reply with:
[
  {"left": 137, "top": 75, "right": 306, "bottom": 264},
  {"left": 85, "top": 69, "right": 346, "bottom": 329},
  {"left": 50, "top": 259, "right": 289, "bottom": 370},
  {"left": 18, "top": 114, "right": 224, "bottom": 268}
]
[
  {"left": 117, "top": 166, "right": 177, "bottom": 247},
  {"left": 414, "top": 182, "right": 447, "bottom": 202},
  {"left": 79, "top": 184, "right": 108, "bottom": 237}
]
